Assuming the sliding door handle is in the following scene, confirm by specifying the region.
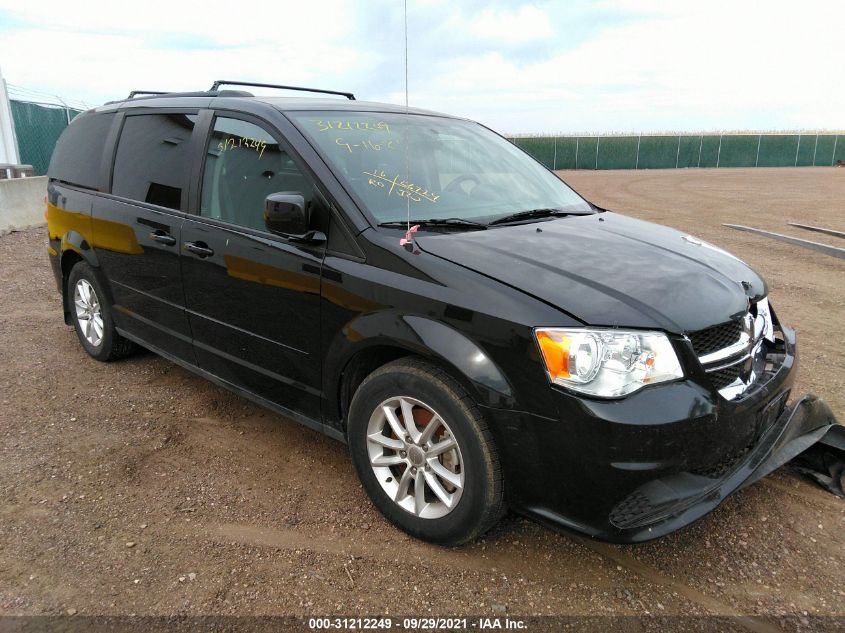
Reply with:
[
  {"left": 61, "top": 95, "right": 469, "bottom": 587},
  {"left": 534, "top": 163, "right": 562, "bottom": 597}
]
[
  {"left": 183, "top": 241, "right": 214, "bottom": 258},
  {"left": 149, "top": 231, "right": 176, "bottom": 246}
]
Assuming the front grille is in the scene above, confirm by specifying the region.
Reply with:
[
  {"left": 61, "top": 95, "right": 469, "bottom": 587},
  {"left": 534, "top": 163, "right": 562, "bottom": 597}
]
[
  {"left": 709, "top": 363, "right": 743, "bottom": 390},
  {"left": 689, "top": 320, "right": 743, "bottom": 357}
]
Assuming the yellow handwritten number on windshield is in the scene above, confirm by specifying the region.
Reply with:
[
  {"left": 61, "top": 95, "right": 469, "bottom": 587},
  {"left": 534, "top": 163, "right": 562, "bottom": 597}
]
[{"left": 363, "top": 169, "right": 439, "bottom": 203}]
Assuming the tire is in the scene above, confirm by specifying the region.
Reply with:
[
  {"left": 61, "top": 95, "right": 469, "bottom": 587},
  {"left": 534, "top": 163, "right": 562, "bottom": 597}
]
[
  {"left": 67, "top": 261, "right": 136, "bottom": 362},
  {"left": 348, "top": 357, "right": 504, "bottom": 545}
]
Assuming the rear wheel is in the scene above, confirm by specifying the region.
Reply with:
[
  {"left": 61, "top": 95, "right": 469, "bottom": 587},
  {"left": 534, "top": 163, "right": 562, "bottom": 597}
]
[
  {"left": 67, "top": 262, "right": 136, "bottom": 362},
  {"left": 348, "top": 358, "right": 504, "bottom": 545}
]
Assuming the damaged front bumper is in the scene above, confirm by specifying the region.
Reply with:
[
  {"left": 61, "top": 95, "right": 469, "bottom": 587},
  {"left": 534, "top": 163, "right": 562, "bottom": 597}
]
[
  {"left": 484, "top": 326, "right": 843, "bottom": 543},
  {"left": 598, "top": 394, "right": 843, "bottom": 542}
]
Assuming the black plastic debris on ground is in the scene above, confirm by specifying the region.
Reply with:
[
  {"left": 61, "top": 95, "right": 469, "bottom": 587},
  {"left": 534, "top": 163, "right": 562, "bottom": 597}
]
[{"left": 790, "top": 423, "right": 845, "bottom": 498}]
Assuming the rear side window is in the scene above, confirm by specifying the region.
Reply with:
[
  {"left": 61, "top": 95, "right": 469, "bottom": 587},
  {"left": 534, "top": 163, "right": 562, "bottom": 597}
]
[
  {"left": 111, "top": 113, "right": 197, "bottom": 210},
  {"left": 48, "top": 112, "right": 115, "bottom": 189}
]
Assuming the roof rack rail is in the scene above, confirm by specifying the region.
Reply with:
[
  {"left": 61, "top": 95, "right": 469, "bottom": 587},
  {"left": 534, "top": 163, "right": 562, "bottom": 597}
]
[
  {"left": 209, "top": 80, "right": 355, "bottom": 100},
  {"left": 106, "top": 89, "right": 255, "bottom": 105},
  {"left": 127, "top": 90, "right": 167, "bottom": 99}
]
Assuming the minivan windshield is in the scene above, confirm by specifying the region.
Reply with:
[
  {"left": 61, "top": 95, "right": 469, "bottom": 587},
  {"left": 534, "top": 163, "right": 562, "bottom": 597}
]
[{"left": 289, "top": 112, "right": 592, "bottom": 225}]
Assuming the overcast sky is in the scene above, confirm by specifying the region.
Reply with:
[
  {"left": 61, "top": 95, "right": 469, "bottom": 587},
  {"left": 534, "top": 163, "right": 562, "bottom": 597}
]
[{"left": 1, "top": 0, "right": 842, "bottom": 134}]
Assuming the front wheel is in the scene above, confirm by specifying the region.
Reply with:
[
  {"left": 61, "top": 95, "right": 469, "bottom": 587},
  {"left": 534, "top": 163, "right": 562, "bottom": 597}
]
[{"left": 348, "top": 358, "right": 504, "bottom": 545}]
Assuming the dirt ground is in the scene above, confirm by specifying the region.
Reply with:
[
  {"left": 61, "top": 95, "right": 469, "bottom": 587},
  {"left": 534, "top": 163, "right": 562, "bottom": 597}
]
[{"left": 0, "top": 167, "right": 843, "bottom": 631}]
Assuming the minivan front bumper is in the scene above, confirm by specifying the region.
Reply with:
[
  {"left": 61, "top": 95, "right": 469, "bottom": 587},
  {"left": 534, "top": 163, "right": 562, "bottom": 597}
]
[{"left": 483, "top": 326, "right": 842, "bottom": 542}]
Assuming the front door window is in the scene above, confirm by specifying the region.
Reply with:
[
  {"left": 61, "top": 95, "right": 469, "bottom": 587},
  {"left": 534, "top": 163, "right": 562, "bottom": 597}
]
[{"left": 200, "top": 117, "right": 313, "bottom": 232}]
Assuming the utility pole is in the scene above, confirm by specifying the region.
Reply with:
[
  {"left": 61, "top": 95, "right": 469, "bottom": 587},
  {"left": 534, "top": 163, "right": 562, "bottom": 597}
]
[{"left": 0, "top": 66, "right": 21, "bottom": 164}]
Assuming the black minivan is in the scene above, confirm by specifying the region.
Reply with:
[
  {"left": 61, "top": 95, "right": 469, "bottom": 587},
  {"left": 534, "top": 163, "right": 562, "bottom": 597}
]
[{"left": 47, "top": 81, "right": 839, "bottom": 545}]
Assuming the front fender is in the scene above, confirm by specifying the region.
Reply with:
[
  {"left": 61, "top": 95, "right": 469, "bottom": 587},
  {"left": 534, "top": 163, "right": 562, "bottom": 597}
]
[{"left": 325, "top": 311, "right": 516, "bottom": 422}]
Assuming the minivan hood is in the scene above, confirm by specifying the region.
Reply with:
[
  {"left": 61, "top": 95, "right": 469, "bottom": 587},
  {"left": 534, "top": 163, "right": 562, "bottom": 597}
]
[{"left": 416, "top": 212, "right": 765, "bottom": 333}]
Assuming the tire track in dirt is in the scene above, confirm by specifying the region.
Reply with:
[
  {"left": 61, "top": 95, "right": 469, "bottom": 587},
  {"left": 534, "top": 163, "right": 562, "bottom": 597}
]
[
  {"left": 208, "top": 522, "right": 618, "bottom": 588},
  {"left": 208, "top": 521, "right": 788, "bottom": 630}
]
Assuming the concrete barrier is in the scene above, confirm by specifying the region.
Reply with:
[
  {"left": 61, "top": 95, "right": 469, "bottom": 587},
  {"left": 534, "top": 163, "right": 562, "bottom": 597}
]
[{"left": 0, "top": 175, "right": 47, "bottom": 235}]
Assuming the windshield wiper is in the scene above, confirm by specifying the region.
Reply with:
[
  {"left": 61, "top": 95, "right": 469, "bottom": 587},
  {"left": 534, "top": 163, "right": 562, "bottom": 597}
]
[
  {"left": 487, "top": 208, "right": 576, "bottom": 226},
  {"left": 378, "top": 218, "right": 487, "bottom": 230}
]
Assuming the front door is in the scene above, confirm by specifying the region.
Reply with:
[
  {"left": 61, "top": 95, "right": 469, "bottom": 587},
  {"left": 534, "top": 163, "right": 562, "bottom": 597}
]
[{"left": 180, "top": 114, "right": 325, "bottom": 420}]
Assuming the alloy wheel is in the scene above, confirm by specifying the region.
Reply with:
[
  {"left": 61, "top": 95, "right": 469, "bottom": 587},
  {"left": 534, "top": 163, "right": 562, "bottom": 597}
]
[
  {"left": 74, "top": 279, "right": 104, "bottom": 347},
  {"left": 366, "top": 396, "right": 465, "bottom": 519}
]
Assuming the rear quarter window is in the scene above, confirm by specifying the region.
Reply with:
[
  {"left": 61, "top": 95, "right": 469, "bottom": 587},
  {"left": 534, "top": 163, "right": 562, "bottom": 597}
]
[{"left": 48, "top": 112, "right": 115, "bottom": 189}]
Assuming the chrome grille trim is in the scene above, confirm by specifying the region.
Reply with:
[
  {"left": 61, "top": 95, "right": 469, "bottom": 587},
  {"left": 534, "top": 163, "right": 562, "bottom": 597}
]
[
  {"left": 705, "top": 351, "right": 753, "bottom": 373},
  {"left": 698, "top": 334, "right": 752, "bottom": 366}
]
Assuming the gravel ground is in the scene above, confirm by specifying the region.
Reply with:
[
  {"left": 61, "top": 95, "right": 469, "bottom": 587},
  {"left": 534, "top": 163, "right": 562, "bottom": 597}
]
[{"left": 0, "top": 167, "right": 843, "bottom": 631}]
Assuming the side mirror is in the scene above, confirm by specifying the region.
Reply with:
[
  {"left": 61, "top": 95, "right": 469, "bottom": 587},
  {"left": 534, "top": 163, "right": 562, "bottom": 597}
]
[{"left": 263, "top": 193, "right": 325, "bottom": 243}]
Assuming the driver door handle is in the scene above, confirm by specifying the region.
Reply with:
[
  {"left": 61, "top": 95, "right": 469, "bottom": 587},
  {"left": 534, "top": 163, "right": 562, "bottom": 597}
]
[{"left": 183, "top": 241, "right": 214, "bottom": 258}]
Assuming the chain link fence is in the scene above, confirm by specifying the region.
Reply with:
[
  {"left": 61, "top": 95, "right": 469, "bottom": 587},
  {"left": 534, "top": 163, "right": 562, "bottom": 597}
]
[
  {"left": 508, "top": 133, "right": 844, "bottom": 171},
  {"left": 9, "top": 100, "right": 84, "bottom": 176},
  {"left": 3, "top": 84, "right": 90, "bottom": 176}
]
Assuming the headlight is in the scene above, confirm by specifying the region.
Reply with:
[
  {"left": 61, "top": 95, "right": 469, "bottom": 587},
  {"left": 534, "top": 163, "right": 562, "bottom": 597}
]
[{"left": 534, "top": 328, "right": 683, "bottom": 397}]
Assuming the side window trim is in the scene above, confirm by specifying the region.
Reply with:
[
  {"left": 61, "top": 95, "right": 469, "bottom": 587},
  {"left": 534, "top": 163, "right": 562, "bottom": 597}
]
[
  {"left": 100, "top": 111, "right": 125, "bottom": 193},
  {"left": 91, "top": 191, "right": 192, "bottom": 218},
  {"left": 186, "top": 109, "right": 214, "bottom": 216}
]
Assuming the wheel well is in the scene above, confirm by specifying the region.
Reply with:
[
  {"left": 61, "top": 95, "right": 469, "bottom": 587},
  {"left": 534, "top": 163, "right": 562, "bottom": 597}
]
[
  {"left": 339, "top": 346, "right": 410, "bottom": 427},
  {"left": 338, "top": 345, "right": 486, "bottom": 433},
  {"left": 60, "top": 250, "right": 84, "bottom": 324}
]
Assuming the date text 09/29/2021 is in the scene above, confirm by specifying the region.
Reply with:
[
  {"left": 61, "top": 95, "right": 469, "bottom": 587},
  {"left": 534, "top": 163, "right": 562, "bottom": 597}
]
[{"left": 307, "top": 617, "right": 527, "bottom": 630}]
